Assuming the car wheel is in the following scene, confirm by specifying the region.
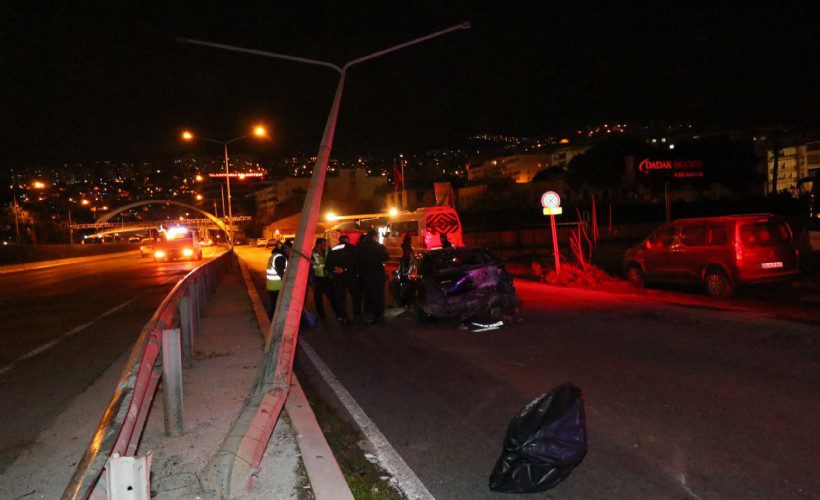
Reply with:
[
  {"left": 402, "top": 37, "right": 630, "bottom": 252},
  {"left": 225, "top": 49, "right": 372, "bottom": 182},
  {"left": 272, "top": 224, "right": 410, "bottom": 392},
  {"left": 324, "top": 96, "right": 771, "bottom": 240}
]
[
  {"left": 704, "top": 268, "right": 734, "bottom": 298},
  {"left": 626, "top": 264, "right": 645, "bottom": 288}
]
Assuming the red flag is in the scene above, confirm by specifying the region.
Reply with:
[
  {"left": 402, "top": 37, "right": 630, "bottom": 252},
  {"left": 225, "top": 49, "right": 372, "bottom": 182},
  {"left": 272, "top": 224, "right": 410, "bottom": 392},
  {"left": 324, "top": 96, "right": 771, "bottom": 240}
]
[{"left": 393, "top": 161, "right": 403, "bottom": 188}]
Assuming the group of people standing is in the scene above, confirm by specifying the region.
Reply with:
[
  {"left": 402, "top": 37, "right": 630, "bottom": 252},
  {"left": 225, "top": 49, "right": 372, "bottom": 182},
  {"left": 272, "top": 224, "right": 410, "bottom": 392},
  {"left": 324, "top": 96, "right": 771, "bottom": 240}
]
[{"left": 266, "top": 229, "right": 391, "bottom": 326}]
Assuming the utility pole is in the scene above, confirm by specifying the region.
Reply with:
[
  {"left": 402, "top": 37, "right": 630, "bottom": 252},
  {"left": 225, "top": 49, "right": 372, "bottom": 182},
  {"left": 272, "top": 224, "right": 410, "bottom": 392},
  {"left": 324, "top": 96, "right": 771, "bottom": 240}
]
[
  {"left": 180, "top": 23, "right": 470, "bottom": 496},
  {"left": 12, "top": 195, "right": 21, "bottom": 243},
  {"left": 220, "top": 185, "right": 226, "bottom": 224},
  {"left": 68, "top": 208, "right": 74, "bottom": 244}
]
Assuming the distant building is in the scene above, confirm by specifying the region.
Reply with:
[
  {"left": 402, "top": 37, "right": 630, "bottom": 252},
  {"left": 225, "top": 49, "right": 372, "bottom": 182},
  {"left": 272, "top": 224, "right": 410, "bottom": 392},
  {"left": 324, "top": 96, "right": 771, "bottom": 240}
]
[
  {"left": 252, "top": 167, "right": 387, "bottom": 216},
  {"left": 766, "top": 140, "right": 820, "bottom": 195},
  {"left": 467, "top": 145, "right": 592, "bottom": 184},
  {"left": 467, "top": 154, "right": 550, "bottom": 183},
  {"left": 386, "top": 188, "right": 436, "bottom": 211}
]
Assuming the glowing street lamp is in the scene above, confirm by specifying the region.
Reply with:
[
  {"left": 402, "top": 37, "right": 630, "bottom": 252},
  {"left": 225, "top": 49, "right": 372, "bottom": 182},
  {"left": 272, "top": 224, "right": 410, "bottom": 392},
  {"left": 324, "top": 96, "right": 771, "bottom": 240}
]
[
  {"left": 195, "top": 194, "right": 203, "bottom": 201},
  {"left": 32, "top": 181, "right": 46, "bottom": 189},
  {"left": 325, "top": 212, "right": 338, "bottom": 222},
  {"left": 80, "top": 199, "right": 90, "bottom": 206},
  {"left": 181, "top": 125, "right": 269, "bottom": 243},
  {"left": 388, "top": 207, "right": 399, "bottom": 217},
  {"left": 195, "top": 174, "right": 204, "bottom": 182}
]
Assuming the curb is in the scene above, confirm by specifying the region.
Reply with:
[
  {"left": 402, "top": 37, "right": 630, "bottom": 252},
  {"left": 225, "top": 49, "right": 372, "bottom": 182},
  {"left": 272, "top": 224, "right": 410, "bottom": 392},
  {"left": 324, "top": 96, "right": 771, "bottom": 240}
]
[
  {"left": 236, "top": 254, "right": 353, "bottom": 499},
  {"left": 0, "top": 250, "right": 139, "bottom": 274}
]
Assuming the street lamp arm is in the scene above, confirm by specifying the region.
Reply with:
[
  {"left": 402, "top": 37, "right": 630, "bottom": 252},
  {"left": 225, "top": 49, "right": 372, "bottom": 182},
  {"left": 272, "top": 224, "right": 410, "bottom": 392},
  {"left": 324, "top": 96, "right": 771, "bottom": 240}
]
[
  {"left": 191, "top": 136, "right": 227, "bottom": 146},
  {"left": 177, "top": 37, "right": 342, "bottom": 73},
  {"left": 342, "top": 21, "right": 470, "bottom": 70},
  {"left": 226, "top": 133, "right": 254, "bottom": 145}
]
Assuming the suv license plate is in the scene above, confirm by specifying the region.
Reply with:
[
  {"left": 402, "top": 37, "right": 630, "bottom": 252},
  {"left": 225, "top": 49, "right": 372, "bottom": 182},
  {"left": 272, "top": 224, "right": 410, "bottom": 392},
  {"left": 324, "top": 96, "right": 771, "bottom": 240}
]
[{"left": 760, "top": 261, "right": 783, "bottom": 269}]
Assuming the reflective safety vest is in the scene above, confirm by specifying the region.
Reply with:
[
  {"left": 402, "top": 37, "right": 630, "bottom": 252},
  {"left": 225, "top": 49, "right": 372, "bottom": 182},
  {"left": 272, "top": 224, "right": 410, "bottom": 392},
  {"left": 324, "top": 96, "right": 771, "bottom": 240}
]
[
  {"left": 266, "top": 253, "right": 286, "bottom": 291},
  {"left": 312, "top": 250, "right": 326, "bottom": 278}
]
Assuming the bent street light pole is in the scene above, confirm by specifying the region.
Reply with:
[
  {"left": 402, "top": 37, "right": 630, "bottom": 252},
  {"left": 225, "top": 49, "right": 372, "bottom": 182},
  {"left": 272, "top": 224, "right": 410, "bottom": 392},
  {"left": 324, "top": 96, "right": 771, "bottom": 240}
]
[
  {"left": 180, "top": 22, "right": 469, "bottom": 495},
  {"left": 223, "top": 142, "right": 233, "bottom": 243}
]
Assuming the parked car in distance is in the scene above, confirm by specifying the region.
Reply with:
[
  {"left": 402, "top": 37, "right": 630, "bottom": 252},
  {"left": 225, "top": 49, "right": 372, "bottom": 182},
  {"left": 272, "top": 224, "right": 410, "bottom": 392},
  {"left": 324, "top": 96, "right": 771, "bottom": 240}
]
[
  {"left": 624, "top": 214, "right": 799, "bottom": 298},
  {"left": 139, "top": 238, "right": 156, "bottom": 258},
  {"left": 128, "top": 236, "right": 142, "bottom": 243},
  {"left": 199, "top": 238, "right": 214, "bottom": 247},
  {"left": 256, "top": 238, "right": 268, "bottom": 246}
]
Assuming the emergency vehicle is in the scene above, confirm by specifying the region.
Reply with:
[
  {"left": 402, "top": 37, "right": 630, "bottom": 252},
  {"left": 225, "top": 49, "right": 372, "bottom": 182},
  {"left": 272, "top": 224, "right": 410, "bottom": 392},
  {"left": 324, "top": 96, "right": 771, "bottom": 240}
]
[
  {"left": 152, "top": 226, "right": 202, "bottom": 262},
  {"left": 324, "top": 206, "right": 463, "bottom": 258}
]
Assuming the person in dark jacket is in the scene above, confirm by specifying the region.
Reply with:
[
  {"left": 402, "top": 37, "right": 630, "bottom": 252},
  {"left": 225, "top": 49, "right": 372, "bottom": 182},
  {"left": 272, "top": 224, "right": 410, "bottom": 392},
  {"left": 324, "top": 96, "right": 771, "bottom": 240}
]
[
  {"left": 325, "top": 235, "right": 360, "bottom": 325},
  {"left": 400, "top": 232, "right": 414, "bottom": 275},
  {"left": 356, "top": 229, "right": 390, "bottom": 324},
  {"left": 440, "top": 232, "right": 454, "bottom": 248}
]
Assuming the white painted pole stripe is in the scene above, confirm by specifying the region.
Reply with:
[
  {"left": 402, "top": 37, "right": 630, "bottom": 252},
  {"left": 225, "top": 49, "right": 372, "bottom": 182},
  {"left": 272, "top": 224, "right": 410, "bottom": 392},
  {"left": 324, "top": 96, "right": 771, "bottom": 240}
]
[
  {"left": 0, "top": 296, "right": 139, "bottom": 375},
  {"left": 299, "top": 339, "right": 435, "bottom": 499}
]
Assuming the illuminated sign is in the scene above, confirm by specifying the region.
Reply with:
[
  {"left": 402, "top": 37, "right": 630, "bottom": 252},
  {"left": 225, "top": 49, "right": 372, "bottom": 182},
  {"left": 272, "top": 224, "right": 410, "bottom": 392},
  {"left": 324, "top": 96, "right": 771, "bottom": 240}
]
[
  {"left": 208, "top": 172, "right": 265, "bottom": 178},
  {"left": 638, "top": 159, "right": 705, "bottom": 178}
]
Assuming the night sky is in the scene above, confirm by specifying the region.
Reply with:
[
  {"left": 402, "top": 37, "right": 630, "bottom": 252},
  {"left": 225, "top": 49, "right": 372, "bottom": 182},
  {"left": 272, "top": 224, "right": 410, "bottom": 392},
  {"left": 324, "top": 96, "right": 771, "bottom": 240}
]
[{"left": 3, "top": 2, "right": 818, "bottom": 169}]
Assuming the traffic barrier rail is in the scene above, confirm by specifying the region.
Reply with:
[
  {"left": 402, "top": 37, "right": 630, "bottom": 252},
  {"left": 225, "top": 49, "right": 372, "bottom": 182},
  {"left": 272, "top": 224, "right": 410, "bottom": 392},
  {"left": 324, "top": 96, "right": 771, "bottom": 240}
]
[{"left": 62, "top": 248, "right": 235, "bottom": 500}]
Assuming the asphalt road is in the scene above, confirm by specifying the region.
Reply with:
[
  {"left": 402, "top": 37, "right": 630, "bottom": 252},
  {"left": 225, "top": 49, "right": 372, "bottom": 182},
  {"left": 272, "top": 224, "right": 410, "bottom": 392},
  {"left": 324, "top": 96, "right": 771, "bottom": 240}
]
[
  {"left": 240, "top": 246, "right": 819, "bottom": 499},
  {"left": 0, "top": 247, "right": 225, "bottom": 472}
]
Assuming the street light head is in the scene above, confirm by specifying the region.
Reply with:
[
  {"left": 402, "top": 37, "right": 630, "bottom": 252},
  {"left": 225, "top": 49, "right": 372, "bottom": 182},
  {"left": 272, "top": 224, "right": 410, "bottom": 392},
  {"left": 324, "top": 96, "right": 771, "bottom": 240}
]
[
  {"left": 253, "top": 125, "right": 267, "bottom": 138},
  {"left": 459, "top": 21, "right": 472, "bottom": 30},
  {"left": 182, "top": 131, "right": 194, "bottom": 140},
  {"left": 326, "top": 212, "right": 338, "bottom": 222},
  {"left": 195, "top": 194, "right": 203, "bottom": 201},
  {"left": 195, "top": 174, "right": 203, "bottom": 182},
  {"left": 32, "top": 181, "right": 46, "bottom": 189},
  {"left": 388, "top": 207, "right": 398, "bottom": 217}
]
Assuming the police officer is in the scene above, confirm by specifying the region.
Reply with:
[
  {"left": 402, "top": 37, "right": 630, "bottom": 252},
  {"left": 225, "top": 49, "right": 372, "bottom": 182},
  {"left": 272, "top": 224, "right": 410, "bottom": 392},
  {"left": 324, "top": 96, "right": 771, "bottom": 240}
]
[
  {"left": 266, "top": 239, "right": 291, "bottom": 319},
  {"left": 325, "top": 235, "right": 360, "bottom": 325},
  {"left": 440, "top": 232, "right": 454, "bottom": 249},
  {"left": 357, "top": 229, "right": 390, "bottom": 324},
  {"left": 311, "top": 237, "right": 335, "bottom": 321}
]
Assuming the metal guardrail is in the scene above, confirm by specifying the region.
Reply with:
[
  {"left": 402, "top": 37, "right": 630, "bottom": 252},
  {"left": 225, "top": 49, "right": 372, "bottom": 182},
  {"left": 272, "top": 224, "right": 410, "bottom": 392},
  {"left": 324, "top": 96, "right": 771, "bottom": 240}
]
[{"left": 62, "top": 248, "right": 235, "bottom": 500}]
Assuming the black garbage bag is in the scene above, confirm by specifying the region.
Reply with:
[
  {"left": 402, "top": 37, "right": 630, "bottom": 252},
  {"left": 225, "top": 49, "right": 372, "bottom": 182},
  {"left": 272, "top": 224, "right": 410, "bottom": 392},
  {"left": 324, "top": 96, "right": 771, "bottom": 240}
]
[{"left": 489, "top": 383, "right": 587, "bottom": 493}]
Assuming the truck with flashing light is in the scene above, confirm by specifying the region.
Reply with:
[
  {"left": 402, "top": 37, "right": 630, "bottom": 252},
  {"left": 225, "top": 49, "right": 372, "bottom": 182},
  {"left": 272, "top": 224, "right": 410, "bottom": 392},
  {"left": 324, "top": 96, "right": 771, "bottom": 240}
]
[{"left": 152, "top": 227, "right": 202, "bottom": 263}]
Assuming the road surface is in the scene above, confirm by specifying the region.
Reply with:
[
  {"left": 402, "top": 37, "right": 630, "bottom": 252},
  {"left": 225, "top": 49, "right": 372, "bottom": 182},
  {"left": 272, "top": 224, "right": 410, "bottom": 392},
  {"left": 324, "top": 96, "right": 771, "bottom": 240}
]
[
  {"left": 0, "top": 247, "right": 225, "bottom": 472},
  {"left": 240, "top": 246, "right": 819, "bottom": 499}
]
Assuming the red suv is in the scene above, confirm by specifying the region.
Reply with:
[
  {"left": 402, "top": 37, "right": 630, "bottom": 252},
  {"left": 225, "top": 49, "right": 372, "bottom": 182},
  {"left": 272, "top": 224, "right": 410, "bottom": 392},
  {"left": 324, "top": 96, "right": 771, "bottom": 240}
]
[{"left": 624, "top": 214, "right": 799, "bottom": 298}]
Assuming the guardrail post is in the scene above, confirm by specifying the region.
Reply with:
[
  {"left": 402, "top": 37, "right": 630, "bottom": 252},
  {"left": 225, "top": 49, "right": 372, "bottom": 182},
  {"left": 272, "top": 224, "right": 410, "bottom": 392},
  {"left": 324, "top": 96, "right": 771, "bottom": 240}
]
[
  {"left": 189, "top": 278, "right": 201, "bottom": 330},
  {"left": 161, "top": 328, "right": 184, "bottom": 436},
  {"left": 178, "top": 296, "right": 194, "bottom": 368}
]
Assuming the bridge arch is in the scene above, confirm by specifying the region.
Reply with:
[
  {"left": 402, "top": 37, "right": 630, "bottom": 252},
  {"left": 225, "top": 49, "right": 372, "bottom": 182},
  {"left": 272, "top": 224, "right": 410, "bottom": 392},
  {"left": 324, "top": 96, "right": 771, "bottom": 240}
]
[{"left": 95, "top": 199, "right": 230, "bottom": 234}]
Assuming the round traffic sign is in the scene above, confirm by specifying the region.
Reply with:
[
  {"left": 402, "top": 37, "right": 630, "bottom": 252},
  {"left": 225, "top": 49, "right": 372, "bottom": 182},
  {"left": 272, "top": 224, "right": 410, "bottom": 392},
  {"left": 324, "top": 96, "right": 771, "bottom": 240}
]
[{"left": 541, "top": 191, "right": 561, "bottom": 209}]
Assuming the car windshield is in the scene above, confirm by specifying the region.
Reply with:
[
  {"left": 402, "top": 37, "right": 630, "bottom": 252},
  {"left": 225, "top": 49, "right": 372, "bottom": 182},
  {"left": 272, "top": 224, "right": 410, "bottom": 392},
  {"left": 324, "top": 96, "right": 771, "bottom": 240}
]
[{"left": 740, "top": 220, "right": 790, "bottom": 248}]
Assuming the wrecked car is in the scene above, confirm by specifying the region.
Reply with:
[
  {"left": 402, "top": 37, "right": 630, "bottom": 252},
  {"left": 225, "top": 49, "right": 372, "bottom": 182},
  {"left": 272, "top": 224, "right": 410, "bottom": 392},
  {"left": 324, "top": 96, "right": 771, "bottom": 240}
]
[{"left": 390, "top": 247, "right": 519, "bottom": 322}]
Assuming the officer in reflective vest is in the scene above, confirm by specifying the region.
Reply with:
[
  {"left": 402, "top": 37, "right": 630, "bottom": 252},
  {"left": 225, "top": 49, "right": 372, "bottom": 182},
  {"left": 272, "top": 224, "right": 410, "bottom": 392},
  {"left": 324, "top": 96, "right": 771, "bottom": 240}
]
[
  {"left": 266, "top": 240, "right": 291, "bottom": 318},
  {"left": 311, "top": 237, "right": 336, "bottom": 321}
]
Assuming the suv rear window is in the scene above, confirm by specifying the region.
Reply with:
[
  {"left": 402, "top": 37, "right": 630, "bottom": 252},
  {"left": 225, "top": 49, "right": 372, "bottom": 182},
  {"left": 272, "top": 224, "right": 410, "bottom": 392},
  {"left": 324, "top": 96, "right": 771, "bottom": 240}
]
[{"left": 740, "top": 221, "right": 790, "bottom": 248}]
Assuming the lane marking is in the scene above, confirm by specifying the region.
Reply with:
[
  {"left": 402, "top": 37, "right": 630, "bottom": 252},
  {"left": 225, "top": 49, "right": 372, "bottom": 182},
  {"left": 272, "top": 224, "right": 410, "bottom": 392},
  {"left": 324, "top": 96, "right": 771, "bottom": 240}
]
[
  {"left": 0, "top": 296, "right": 139, "bottom": 376},
  {"left": 299, "top": 339, "right": 434, "bottom": 499}
]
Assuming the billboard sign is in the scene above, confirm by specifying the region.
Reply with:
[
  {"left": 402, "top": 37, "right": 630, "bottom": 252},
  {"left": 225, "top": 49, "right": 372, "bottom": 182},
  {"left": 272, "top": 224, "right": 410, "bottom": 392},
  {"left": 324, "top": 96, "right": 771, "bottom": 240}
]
[{"left": 637, "top": 159, "right": 705, "bottom": 179}]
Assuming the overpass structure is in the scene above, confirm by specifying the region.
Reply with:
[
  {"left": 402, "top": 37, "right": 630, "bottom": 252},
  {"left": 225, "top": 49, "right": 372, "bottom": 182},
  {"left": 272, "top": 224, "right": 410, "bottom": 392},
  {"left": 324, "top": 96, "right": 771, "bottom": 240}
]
[
  {"left": 70, "top": 216, "right": 251, "bottom": 238},
  {"left": 69, "top": 199, "right": 251, "bottom": 238}
]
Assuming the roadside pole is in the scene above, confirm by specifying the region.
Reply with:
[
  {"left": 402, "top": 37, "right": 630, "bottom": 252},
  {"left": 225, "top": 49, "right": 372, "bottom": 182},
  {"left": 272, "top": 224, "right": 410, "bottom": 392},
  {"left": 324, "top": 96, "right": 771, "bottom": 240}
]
[
  {"left": 181, "top": 23, "right": 470, "bottom": 496},
  {"left": 541, "top": 191, "right": 563, "bottom": 273}
]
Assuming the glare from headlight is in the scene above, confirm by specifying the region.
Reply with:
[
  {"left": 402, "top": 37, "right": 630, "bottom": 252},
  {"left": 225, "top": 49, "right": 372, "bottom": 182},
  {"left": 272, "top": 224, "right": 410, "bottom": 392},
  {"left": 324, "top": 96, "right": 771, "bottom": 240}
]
[
  {"left": 182, "top": 248, "right": 194, "bottom": 257},
  {"left": 154, "top": 250, "right": 166, "bottom": 258}
]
